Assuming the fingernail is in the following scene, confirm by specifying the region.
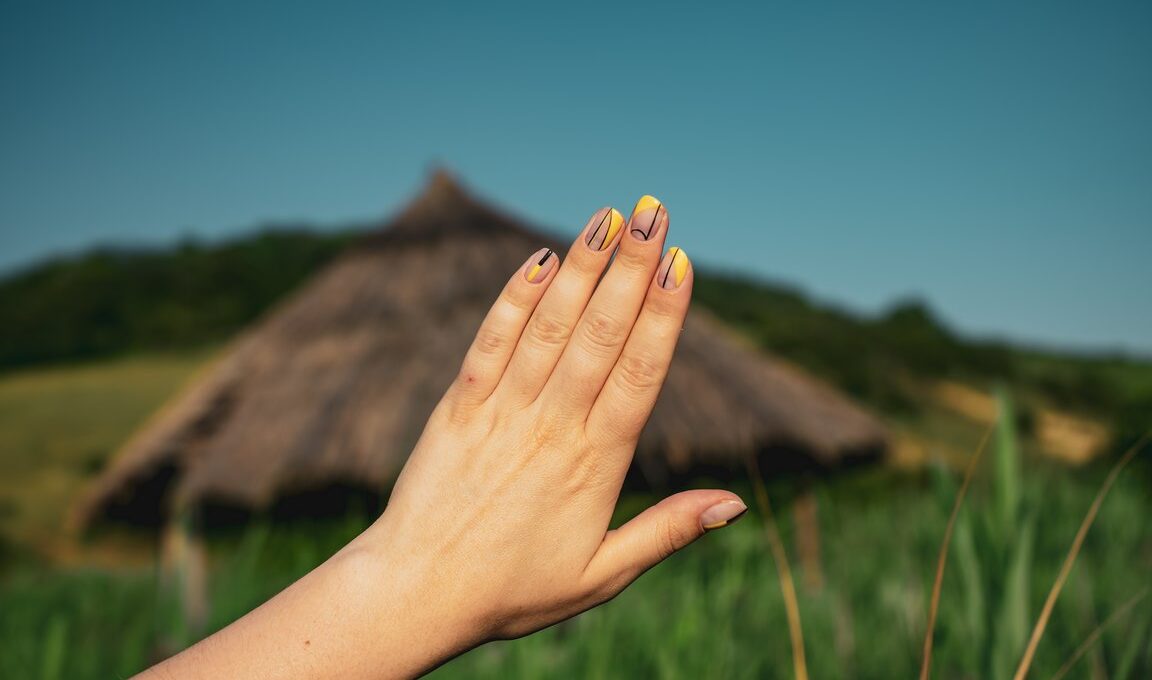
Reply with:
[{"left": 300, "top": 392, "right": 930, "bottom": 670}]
[
  {"left": 658, "top": 247, "right": 689, "bottom": 290},
  {"left": 700, "top": 500, "right": 747, "bottom": 530},
  {"left": 524, "top": 248, "right": 557, "bottom": 283},
  {"left": 584, "top": 207, "right": 625, "bottom": 251},
  {"left": 628, "top": 195, "right": 664, "bottom": 241}
]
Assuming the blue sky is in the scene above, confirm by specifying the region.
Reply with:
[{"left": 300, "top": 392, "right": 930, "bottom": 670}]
[{"left": 2, "top": 1, "right": 1150, "bottom": 353}]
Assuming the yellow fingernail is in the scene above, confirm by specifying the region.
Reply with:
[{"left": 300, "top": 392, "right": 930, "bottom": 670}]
[
  {"left": 658, "top": 247, "right": 689, "bottom": 289},
  {"left": 525, "top": 248, "right": 555, "bottom": 283},
  {"left": 634, "top": 194, "right": 662, "bottom": 214},
  {"left": 585, "top": 207, "right": 624, "bottom": 251},
  {"left": 629, "top": 195, "right": 664, "bottom": 241}
]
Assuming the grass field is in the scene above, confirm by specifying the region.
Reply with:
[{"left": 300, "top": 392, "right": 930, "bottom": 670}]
[
  {"left": 0, "top": 354, "right": 1149, "bottom": 678},
  {"left": 0, "top": 352, "right": 211, "bottom": 555},
  {"left": 1, "top": 460, "right": 1148, "bottom": 679}
]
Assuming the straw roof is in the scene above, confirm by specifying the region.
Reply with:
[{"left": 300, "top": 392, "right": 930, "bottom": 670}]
[{"left": 75, "top": 171, "right": 887, "bottom": 529}]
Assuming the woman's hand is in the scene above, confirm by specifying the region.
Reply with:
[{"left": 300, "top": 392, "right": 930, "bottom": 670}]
[
  {"left": 141, "top": 196, "right": 745, "bottom": 680},
  {"left": 368, "top": 194, "right": 745, "bottom": 639}
]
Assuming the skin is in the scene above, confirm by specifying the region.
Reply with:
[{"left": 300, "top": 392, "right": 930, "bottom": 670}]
[{"left": 140, "top": 197, "right": 746, "bottom": 679}]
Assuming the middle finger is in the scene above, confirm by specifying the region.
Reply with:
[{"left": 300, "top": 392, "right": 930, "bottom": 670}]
[{"left": 538, "top": 195, "right": 668, "bottom": 417}]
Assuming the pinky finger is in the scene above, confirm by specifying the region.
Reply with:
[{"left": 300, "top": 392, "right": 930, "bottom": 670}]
[{"left": 450, "top": 247, "right": 559, "bottom": 407}]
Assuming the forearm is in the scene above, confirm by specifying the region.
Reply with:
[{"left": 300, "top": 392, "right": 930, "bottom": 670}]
[{"left": 138, "top": 539, "right": 476, "bottom": 680}]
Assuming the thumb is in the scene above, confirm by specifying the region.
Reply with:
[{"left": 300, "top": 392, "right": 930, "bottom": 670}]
[{"left": 584, "top": 490, "right": 747, "bottom": 597}]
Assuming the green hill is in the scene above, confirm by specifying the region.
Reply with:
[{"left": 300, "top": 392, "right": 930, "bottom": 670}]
[{"left": 1, "top": 228, "right": 1149, "bottom": 442}]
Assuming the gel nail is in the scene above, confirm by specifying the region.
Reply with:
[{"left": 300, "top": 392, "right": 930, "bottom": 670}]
[
  {"left": 524, "top": 248, "right": 556, "bottom": 283},
  {"left": 585, "top": 207, "right": 625, "bottom": 251},
  {"left": 629, "top": 195, "right": 664, "bottom": 241},
  {"left": 658, "top": 247, "right": 689, "bottom": 290},
  {"left": 700, "top": 499, "right": 748, "bottom": 531}
]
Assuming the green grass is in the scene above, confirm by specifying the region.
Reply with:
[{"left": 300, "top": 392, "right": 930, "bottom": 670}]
[
  {"left": 0, "top": 352, "right": 1147, "bottom": 678},
  {"left": 1, "top": 456, "right": 1148, "bottom": 679},
  {"left": 0, "top": 352, "right": 211, "bottom": 549}
]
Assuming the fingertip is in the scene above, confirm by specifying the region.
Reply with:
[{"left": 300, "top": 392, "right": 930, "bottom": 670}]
[
  {"left": 627, "top": 195, "right": 667, "bottom": 243},
  {"left": 633, "top": 194, "right": 661, "bottom": 215},
  {"left": 700, "top": 497, "right": 748, "bottom": 531},
  {"left": 524, "top": 247, "right": 559, "bottom": 284},
  {"left": 583, "top": 207, "right": 626, "bottom": 252},
  {"left": 656, "top": 246, "right": 691, "bottom": 291}
]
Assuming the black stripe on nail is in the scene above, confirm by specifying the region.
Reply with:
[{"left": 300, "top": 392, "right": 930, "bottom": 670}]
[
  {"left": 537, "top": 249, "right": 553, "bottom": 265},
  {"left": 630, "top": 203, "right": 662, "bottom": 240},
  {"left": 661, "top": 249, "right": 678, "bottom": 287},
  {"left": 587, "top": 209, "right": 611, "bottom": 248},
  {"left": 645, "top": 205, "right": 661, "bottom": 239}
]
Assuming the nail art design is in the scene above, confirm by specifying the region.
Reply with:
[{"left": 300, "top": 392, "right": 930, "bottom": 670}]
[
  {"left": 659, "top": 247, "right": 689, "bottom": 289},
  {"left": 585, "top": 207, "right": 625, "bottom": 251},
  {"left": 700, "top": 500, "right": 748, "bottom": 530},
  {"left": 629, "top": 195, "right": 664, "bottom": 241},
  {"left": 525, "top": 248, "right": 556, "bottom": 283}
]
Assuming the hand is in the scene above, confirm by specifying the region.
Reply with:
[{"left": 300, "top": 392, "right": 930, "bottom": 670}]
[
  {"left": 364, "top": 194, "right": 746, "bottom": 644},
  {"left": 141, "top": 196, "right": 746, "bottom": 680}
]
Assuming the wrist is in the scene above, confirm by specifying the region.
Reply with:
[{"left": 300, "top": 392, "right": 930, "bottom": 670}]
[{"left": 335, "top": 532, "right": 486, "bottom": 675}]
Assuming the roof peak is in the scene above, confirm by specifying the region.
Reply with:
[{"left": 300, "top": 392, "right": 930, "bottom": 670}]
[
  {"left": 393, "top": 168, "right": 473, "bottom": 221},
  {"left": 423, "top": 166, "right": 470, "bottom": 201},
  {"left": 374, "top": 168, "right": 530, "bottom": 241}
]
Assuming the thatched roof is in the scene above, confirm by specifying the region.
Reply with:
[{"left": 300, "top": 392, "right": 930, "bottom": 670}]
[{"left": 75, "top": 171, "right": 887, "bottom": 529}]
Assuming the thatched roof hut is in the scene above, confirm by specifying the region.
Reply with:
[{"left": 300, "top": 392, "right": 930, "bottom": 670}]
[{"left": 76, "top": 172, "right": 887, "bottom": 529}]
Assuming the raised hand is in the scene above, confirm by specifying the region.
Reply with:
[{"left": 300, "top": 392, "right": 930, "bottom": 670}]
[{"left": 141, "top": 195, "right": 745, "bottom": 680}]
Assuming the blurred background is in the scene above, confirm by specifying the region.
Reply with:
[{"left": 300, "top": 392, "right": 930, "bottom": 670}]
[{"left": 1, "top": 1, "right": 1149, "bottom": 678}]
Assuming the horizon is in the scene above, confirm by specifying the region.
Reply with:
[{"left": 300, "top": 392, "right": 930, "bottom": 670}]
[
  {"left": 4, "top": 167, "right": 1148, "bottom": 362},
  {"left": 2, "top": 1, "right": 1150, "bottom": 354}
]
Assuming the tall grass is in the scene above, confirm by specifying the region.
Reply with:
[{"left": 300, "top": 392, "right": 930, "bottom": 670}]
[
  {"left": 1013, "top": 430, "right": 1150, "bottom": 679},
  {"left": 919, "top": 391, "right": 1151, "bottom": 680},
  {"left": 919, "top": 417, "right": 995, "bottom": 680},
  {"left": 2, "top": 452, "right": 1147, "bottom": 679},
  {"left": 942, "top": 389, "right": 1039, "bottom": 679},
  {"left": 746, "top": 454, "right": 808, "bottom": 680},
  {"left": 918, "top": 391, "right": 1151, "bottom": 680},
  {"left": 1050, "top": 587, "right": 1149, "bottom": 680}
]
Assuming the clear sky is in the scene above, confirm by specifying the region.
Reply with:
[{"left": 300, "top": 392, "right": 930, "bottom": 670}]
[{"left": 2, "top": 1, "right": 1149, "bottom": 353}]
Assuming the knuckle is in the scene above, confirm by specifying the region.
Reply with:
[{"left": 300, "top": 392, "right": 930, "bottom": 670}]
[
  {"left": 568, "top": 451, "right": 611, "bottom": 491},
  {"left": 502, "top": 283, "right": 538, "bottom": 313},
  {"left": 444, "top": 401, "right": 472, "bottom": 427},
  {"left": 615, "top": 248, "right": 650, "bottom": 275},
  {"left": 613, "top": 352, "right": 663, "bottom": 394},
  {"left": 591, "top": 571, "right": 632, "bottom": 605},
  {"left": 658, "top": 519, "right": 690, "bottom": 561},
  {"left": 579, "top": 310, "right": 628, "bottom": 351},
  {"left": 598, "top": 413, "right": 643, "bottom": 446},
  {"left": 531, "top": 408, "right": 567, "bottom": 442},
  {"left": 472, "top": 326, "right": 507, "bottom": 357},
  {"left": 567, "top": 250, "right": 606, "bottom": 277},
  {"left": 643, "top": 288, "right": 682, "bottom": 319},
  {"left": 438, "top": 390, "right": 475, "bottom": 426},
  {"left": 526, "top": 313, "right": 572, "bottom": 349}
]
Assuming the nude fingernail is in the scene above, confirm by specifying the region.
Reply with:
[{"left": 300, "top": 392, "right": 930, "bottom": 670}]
[
  {"left": 657, "top": 247, "right": 689, "bottom": 290},
  {"left": 584, "top": 207, "right": 625, "bottom": 251},
  {"left": 524, "top": 248, "right": 557, "bottom": 283},
  {"left": 700, "top": 500, "right": 747, "bottom": 530},
  {"left": 628, "top": 195, "right": 665, "bottom": 241}
]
